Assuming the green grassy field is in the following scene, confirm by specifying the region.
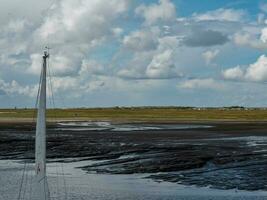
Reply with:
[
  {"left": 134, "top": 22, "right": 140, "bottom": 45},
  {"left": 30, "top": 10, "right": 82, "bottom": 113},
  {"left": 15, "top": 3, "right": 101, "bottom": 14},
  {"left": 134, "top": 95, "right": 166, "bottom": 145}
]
[{"left": 1, "top": 107, "right": 267, "bottom": 122}]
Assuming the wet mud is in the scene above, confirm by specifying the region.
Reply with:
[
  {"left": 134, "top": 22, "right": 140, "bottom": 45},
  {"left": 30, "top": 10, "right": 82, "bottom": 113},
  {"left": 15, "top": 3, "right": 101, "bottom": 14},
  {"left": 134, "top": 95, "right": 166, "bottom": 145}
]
[{"left": 0, "top": 121, "right": 267, "bottom": 191}]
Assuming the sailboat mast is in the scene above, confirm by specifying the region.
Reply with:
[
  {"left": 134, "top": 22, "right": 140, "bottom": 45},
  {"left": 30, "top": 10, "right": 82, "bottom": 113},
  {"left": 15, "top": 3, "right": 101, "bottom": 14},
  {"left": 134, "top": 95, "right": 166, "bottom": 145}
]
[{"left": 35, "top": 50, "right": 49, "bottom": 199}]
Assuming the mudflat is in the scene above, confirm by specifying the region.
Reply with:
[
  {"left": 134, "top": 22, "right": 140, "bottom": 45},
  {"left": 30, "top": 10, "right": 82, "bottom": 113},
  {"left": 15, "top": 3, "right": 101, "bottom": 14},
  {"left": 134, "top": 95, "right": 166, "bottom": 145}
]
[{"left": 0, "top": 120, "right": 267, "bottom": 191}]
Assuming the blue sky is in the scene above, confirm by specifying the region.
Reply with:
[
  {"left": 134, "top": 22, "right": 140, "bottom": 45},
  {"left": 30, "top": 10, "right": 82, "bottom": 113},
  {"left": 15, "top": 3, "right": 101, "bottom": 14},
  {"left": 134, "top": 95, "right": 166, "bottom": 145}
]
[{"left": 1, "top": 0, "right": 267, "bottom": 108}]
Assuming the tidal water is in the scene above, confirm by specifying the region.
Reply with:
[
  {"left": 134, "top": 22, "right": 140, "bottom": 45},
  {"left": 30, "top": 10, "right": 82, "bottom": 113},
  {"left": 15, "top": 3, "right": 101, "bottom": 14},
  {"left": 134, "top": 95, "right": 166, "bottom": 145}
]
[
  {"left": 56, "top": 121, "right": 212, "bottom": 132},
  {"left": 0, "top": 160, "right": 266, "bottom": 200}
]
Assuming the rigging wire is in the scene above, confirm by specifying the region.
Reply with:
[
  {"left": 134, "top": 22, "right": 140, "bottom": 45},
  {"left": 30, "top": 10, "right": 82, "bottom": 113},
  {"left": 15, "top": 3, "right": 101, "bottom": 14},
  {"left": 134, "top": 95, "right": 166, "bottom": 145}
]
[
  {"left": 43, "top": 51, "right": 51, "bottom": 200},
  {"left": 17, "top": 1, "right": 61, "bottom": 199},
  {"left": 44, "top": 0, "right": 64, "bottom": 196},
  {"left": 17, "top": 160, "right": 26, "bottom": 200},
  {"left": 17, "top": 56, "right": 44, "bottom": 200},
  {"left": 47, "top": 50, "right": 60, "bottom": 200},
  {"left": 29, "top": 163, "right": 34, "bottom": 200},
  {"left": 22, "top": 162, "right": 29, "bottom": 200},
  {"left": 61, "top": 162, "right": 68, "bottom": 200},
  {"left": 47, "top": 49, "right": 68, "bottom": 199}
]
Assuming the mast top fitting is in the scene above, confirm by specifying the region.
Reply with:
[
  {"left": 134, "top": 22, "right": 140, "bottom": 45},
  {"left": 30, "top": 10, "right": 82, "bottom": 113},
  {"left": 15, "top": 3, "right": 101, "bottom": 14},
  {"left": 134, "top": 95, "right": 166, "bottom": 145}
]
[
  {"left": 43, "top": 51, "right": 49, "bottom": 58},
  {"left": 43, "top": 46, "right": 50, "bottom": 58}
]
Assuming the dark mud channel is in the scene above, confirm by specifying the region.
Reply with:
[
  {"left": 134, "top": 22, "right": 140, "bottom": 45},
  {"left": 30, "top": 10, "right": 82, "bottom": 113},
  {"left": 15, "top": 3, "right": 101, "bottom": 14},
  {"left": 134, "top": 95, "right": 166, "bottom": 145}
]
[{"left": 0, "top": 121, "right": 267, "bottom": 191}]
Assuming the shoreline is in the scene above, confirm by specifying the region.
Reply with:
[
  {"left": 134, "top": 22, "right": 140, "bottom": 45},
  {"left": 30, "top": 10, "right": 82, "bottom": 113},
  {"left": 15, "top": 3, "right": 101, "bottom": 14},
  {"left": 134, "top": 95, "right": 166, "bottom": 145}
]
[{"left": 2, "top": 117, "right": 267, "bottom": 124}]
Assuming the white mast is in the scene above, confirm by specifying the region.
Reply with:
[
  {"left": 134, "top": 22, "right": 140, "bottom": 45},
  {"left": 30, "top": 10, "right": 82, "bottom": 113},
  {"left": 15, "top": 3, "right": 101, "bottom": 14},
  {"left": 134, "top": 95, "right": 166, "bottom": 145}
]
[{"left": 35, "top": 50, "right": 50, "bottom": 200}]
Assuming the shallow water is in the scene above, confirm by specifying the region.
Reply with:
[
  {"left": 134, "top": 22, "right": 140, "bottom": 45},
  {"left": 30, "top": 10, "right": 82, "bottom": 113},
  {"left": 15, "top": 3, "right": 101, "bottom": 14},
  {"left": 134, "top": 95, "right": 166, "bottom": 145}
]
[
  {"left": 1, "top": 160, "right": 266, "bottom": 200},
  {"left": 56, "top": 121, "right": 212, "bottom": 132}
]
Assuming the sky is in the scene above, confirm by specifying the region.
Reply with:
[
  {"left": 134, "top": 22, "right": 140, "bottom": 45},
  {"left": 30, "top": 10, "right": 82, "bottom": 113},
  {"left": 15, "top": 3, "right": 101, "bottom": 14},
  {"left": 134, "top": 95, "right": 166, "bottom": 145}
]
[{"left": 1, "top": 0, "right": 267, "bottom": 108}]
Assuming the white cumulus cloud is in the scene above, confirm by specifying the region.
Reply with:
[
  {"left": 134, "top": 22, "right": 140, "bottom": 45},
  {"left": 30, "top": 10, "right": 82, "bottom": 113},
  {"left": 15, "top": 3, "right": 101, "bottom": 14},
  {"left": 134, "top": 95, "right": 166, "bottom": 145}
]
[
  {"left": 0, "top": 79, "right": 37, "bottom": 97},
  {"left": 202, "top": 49, "right": 219, "bottom": 65},
  {"left": 123, "top": 28, "right": 160, "bottom": 51},
  {"left": 223, "top": 55, "right": 267, "bottom": 82},
  {"left": 146, "top": 49, "right": 177, "bottom": 78},
  {"left": 193, "top": 8, "right": 246, "bottom": 22},
  {"left": 178, "top": 78, "right": 224, "bottom": 90},
  {"left": 260, "top": 27, "right": 267, "bottom": 43},
  {"left": 245, "top": 55, "right": 267, "bottom": 82},
  {"left": 118, "top": 35, "right": 181, "bottom": 79},
  {"left": 135, "top": 0, "right": 176, "bottom": 25},
  {"left": 28, "top": 53, "right": 81, "bottom": 77},
  {"left": 234, "top": 31, "right": 267, "bottom": 50},
  {"left": 79, "top": 60, "right": 106, "bottom": 76},
  {"left": 35, "top": 0, "right": 129, "bottom": 44},
  {"left": 222, "top": 66, "right": 244, "bottom": 80}
]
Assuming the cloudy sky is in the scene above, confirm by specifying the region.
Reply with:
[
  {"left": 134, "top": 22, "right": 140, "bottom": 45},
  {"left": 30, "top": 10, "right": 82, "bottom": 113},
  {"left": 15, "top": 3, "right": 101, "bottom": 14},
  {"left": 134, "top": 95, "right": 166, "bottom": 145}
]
[{"left": 1, "top": 0, "right": 267, "bottom": 108}]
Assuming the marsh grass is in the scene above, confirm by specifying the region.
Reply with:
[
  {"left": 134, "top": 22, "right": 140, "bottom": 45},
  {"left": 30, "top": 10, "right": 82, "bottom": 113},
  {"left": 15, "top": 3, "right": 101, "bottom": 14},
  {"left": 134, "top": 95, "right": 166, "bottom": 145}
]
[{"left": 1, "top": 107, "right": 267, "bottom": 122}]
